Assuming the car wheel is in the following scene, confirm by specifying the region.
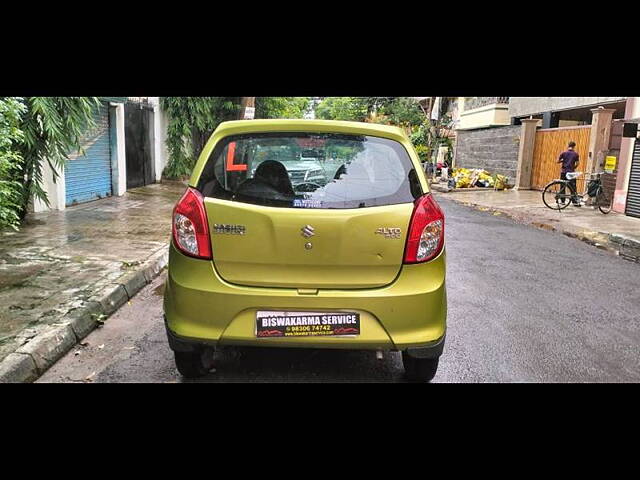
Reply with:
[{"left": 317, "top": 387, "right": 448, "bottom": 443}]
[
  {"left": 174, "top": 348, "right": 214, "bottom": 378},
  {"left": 402, "top": 352, "right": 439, "bottom": 383}
]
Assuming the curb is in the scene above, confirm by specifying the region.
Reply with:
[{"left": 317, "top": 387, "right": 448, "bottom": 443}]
[
  {"left": 438, "top": 194, "right": 640, "bottom": 263},
  {"left": 0, "top": 246, "right": 169, "bottom": 383},
  {"left": 608, "top": 233, "right": 640, "bottom": 250}
]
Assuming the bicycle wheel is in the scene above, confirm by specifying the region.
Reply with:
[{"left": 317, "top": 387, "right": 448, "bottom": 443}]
[
  {"left": 596, "top": 186, "right": 613, "bottom": 214},
  {"left": 543, "top": 181, "right": 571, "bottom": 210}
]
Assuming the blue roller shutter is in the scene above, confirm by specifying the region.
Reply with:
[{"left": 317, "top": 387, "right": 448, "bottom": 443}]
[{"left": 65, "top": 103, "right": 112, "bottom": 206}]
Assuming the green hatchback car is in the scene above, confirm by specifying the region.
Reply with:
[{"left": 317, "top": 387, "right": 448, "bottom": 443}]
[{"left": 164, "top": 119, "right": 447, "bottom": 382}]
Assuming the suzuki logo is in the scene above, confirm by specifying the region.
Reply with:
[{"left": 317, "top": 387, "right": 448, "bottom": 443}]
[{"left": 301, "top": 225, "right": 315, "bottom": 238}]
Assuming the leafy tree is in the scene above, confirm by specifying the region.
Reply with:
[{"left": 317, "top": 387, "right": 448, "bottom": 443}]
[
  {"left": 1, "top": 97, "right": 100, "bottom": 227},
  {"left": 256, "top": 97, "right": 310, "bottom": 119},
  {"left": 315, "top": 97, "right": 398, "bottom": 122},
  {"left": 0, "top": 98, "right": 26, "bottom": 230},
  {"left": 379, "top": 97, "right": 425, "bottom": 129},
  {"left": 369, "top": 97, "right": 456, "bottom": 167},
  {"left": 315, "top": 97, "right": 369, "bottom": 122},
  {"left": 161, "top": 97, "right": 311, "bottom": 179},
  {"left": 161, "top": 97, "right": 240, "bottom": 178},
  {"left": 409, "top": 113, "right": 455, "bottom": 166},
  {"left": 358, "top": 97, "right": 397, "bottom": 117},
  {"left": 17, "top": 97, "right": 101, "bottom": 219},
  {"left": 315, "top": 96, "right": 456, "bottom": 168}
]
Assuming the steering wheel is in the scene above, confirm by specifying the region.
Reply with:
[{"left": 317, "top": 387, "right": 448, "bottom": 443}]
[{"left": 294, "top": 182, "right": 322, "bottom": 193}]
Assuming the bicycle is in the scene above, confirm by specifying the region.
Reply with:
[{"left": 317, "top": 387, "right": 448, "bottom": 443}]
[{"left": 542, "top": 171, "right": 613, "bottom": 214}]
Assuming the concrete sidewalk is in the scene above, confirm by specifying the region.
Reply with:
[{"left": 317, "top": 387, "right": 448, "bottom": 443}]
[
  {"left": 0, "top": 183, "right": 184, "bottom": 382},
  {"left": 431, "top": 184, "right": 640, "bottom": 262}
]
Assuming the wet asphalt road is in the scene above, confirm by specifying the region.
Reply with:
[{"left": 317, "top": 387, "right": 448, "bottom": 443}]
[{"left": 38, "top": 197, "right": 640, "bottom": 383}]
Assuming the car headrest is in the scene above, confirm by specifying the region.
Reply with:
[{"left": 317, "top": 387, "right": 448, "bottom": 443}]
[{"left": 254, "top": 160, "right": 295, "bottom": 196}]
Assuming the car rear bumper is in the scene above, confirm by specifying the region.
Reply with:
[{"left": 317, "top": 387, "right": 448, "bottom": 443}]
[
  {"left": 165, "top": 315, "right": 446, "bottom": 359},
  {"left": 163, "top": 243, "right": 447, "bottom": 352}
]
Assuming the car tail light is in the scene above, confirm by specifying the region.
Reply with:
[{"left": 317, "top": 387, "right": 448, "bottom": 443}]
[
  {"left": 404, "top": 194, "right": 445, "bottom": 264},
  {"left": 172, "top": 187, "right": 212, "bottom": 260}
]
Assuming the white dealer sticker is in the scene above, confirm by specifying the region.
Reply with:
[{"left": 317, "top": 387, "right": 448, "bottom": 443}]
[{"left": 243, "top": 107, "right": 255, "bottom": 120}]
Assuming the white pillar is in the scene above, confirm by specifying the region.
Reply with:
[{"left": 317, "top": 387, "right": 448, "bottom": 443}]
[
  {"left": 148, "top": 97, "right": 168, "bottom": 182},
  {"left": 110, "top": 102, "right": 127, "bottom": 196},
  {"left": 33, "top": 161, "right": 65, "bottom": 212}
]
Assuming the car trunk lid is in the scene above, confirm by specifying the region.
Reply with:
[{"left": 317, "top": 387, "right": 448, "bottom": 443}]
[{"left": 205, "top": 198, "right": 413, "bottom": 289}]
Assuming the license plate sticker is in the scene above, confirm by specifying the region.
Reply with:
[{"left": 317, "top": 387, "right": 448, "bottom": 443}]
[{"left": 256, "top": 311, "right": 360, "bottom": 338}]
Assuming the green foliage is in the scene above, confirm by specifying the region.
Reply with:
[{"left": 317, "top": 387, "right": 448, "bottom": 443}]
[
  {"left": 409, "top": 123, "right": 429, "bottom": 145},
  {"left": 410, "top": 115, "right": 455, "bottom": 165},
  {"left": 441, "top": 135, "right": 454, "bottom": 165},
  {"left": 0, "top": 98, "right": 26, "bottom": 230},
  {"left": 1, "top": 97, "right": 101, "bottom": 227},
  {"left": 161, "top": 97, "right": 240, "bottom": 179},
  {"left": 161, "top": 97, "right": 312, "bottom": 179},
  {"left": 314, "top": 97, "right": 398, "bottom": 122},
  {"left": 313, "top": 97, "right": 455, "bottom": 166},
  {"left": 18, "top": 97, "right": 101, "bottom": 216},
  {"left": 380, "top": 97, "right": 425, "bottom": 129},
  {"left": 256, "top": 97, "right": 310, "bottom": 119},
  {"left": 315, "top": 97, "right": 369, "bottom": 122}
]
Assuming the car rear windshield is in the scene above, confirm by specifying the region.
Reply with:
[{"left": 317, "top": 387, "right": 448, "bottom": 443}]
[{"left": 197, "top": 132, "right": 423, "bottom": 209}]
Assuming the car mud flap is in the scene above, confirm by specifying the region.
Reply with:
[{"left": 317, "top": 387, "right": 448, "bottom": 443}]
[
  {"left": 165, "top": 316, "right": 216, "bottom": 353},
  {"left": 405, "top": 334, "right": 446, "bottom": 359}
]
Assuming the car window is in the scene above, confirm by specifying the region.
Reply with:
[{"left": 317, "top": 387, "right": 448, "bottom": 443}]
[{"left": 198, "top": 133, "right": 422, "bottom": 209}]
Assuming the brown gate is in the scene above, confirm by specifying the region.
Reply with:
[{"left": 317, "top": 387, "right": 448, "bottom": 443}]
[{"left": 531, "top": 125, "right": 591, "bottom": 191}]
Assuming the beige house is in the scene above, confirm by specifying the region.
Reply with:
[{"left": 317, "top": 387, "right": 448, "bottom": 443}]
[
  {"left": 509, "top": 97, "right": 628, "bottom": 127},
  {"left": 450, "top": 97, "right": 520, "bottom": 179},
  {"left": 455, "top": 97, "right": 511, "bottom": 130}
]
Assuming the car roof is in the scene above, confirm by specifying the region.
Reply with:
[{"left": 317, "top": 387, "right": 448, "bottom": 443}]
[{"left": 214, "top": 119, "right": 409, "bottom": 143}]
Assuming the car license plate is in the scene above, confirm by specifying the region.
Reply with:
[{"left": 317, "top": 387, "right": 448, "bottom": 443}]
[{"left": 256, "top": 311, "right": 360, "bottom": 338}]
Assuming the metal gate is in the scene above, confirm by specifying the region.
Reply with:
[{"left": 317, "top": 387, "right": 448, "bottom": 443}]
[
  {"left": 625, "top": 139, "right": 640, "bottom": 218},
  {"left": 125, "top": 100, "right": 154, "bottom": 189},
  {"left": 530, "top": 125, "right": 591, "bottom": 191},
  {"left": 65, "top": 103, "right": 112, "bottom": 206}
]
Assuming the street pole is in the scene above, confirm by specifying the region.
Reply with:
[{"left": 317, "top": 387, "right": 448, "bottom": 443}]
[{"left": 239, "top": 97, "right": 256, "bottom": 120}]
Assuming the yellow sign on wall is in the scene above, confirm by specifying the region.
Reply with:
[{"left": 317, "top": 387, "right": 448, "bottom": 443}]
[{"left": 605, "top": 156, "right": 617, "bottom": 173}]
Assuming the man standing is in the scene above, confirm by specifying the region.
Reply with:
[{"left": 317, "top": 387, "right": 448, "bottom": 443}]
[{"left": 558, "top": 141, "right": 581, "bottom": 206}]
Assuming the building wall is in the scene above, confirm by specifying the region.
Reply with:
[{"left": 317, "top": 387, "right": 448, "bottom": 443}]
[
  {"left": 33, "top": 101, "right": 127, "bottom": 213},
  {"left": 458, "top": 103, "right": 511, "bottom": 130},
  {"left": 33, "top": 162, "right": 65, "bottom": 212},
  {"left": 509, "top": 97, "right": 627, "bottom": 118},
  {"left": 34, "top": 98, "right": 169, "bottom": 213},
  {"left": 148, "top": 97, "right": 169, "bottom": 181},
  {"left": 613, "top": 97, "right": 640, "bottom": 213},
  {"left": 454, "top": 125, "right": 521, "bottom": 179}
]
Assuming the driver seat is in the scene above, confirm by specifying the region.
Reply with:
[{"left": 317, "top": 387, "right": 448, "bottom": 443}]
[
  {"left": 254, "top": 160, "right": 295, "bottom": 196},
  {"left": 234, "top": 160, "right": 295, "bottom": 200}
]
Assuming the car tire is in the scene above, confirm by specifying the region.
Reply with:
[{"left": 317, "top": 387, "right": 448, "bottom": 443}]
[
  {"left": 402, "top": 352, "right": 439, "bottom": 383},
  {"left": 174, "top": 349, "right": 214, "bottom": 378}
]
